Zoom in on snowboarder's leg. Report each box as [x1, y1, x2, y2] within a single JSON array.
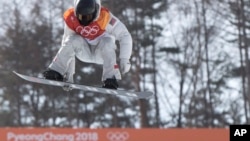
[[47, 35, 91, 82], [96, 36, 121, 89]]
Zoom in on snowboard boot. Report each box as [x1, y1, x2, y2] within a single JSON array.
[[43, 69, 64, 81], [102, 77, 119, 90]]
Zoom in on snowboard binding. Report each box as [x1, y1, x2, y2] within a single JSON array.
[[102, 77, 119, 90], [43, 69, 64, 81]]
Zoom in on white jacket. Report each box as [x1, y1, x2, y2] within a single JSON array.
[[62, 1, 132, 60]]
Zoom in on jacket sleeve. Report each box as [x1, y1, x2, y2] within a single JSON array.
[[109, 14, 133, 60], [61, 23, 76, 45]]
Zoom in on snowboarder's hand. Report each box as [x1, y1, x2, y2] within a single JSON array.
[[120, 58, 131, 74]]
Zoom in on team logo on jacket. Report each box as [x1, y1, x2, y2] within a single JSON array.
[[75, 25, 104, 40]]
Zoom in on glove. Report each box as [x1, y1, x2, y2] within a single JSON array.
[[120, 58, 131, 74]]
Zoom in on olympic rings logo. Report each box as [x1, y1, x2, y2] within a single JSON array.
[[106, 132, 129, 141], [76, 25, 100, 37]]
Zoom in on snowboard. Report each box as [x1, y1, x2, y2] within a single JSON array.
[[13, 71, 154, 99]]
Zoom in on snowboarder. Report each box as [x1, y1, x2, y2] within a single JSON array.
[[43, 0, 132, 89]]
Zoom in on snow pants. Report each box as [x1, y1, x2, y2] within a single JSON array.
[[48, 34, 121, 82]]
